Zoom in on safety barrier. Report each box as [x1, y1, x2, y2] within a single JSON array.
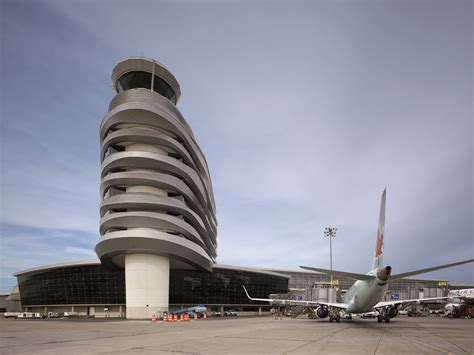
[[161, 312, 192, 323]]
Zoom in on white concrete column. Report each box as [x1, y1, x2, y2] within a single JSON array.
[[124, 142, 170, 319], [125, 144, 168, 197], [125, 253, 170, 319]]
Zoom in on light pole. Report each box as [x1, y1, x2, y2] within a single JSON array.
[[324, 226, 337, 287]]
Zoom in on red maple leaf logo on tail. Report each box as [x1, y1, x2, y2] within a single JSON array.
[[375, 231, 383, 257]]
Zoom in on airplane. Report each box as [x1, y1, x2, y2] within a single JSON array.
[[243, 189, 473, 323]]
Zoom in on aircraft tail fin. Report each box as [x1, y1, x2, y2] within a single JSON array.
[[372, 188, 386, 270]]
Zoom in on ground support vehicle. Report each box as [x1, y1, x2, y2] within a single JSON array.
[[224, 310, 237, 316], [16, 313, 45, 319], [3, 312, 20, 318], [447, 305, 474, 319]]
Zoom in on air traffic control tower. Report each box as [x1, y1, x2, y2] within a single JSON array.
[[95, 57, 217, 319]]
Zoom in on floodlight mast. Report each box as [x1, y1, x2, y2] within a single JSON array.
[[324, 226, 337, 287]]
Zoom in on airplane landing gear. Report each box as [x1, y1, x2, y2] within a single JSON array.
[[329, 308, 341, 323], [377, 308, 392, 323]]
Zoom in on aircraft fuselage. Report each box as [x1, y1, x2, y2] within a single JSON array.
[[344, 274, 389, 313]]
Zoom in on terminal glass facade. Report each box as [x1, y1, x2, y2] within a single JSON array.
[[17, 265, 288, 307], [169, 268, 288, 306], [17, 265, 125, 306]]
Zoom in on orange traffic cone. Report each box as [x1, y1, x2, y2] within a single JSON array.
[[174, 314, 178, 322], [203, 313, 207, 320], [194, 313, 198, 320], [151, 314, 156, 323]]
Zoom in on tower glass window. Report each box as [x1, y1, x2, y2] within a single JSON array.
[[117, 71, 176, 103], [153, 76, 176, 102], [117, 71, 151, 92]]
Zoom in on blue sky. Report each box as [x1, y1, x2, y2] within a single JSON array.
[[0, 0, 472, 292]]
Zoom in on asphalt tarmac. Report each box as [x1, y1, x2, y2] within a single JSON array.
[[0, 315, 472, 354]]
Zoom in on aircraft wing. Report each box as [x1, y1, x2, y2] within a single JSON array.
[[390, 259, 473, 280], [242, 285, 348, 310], [299, 266, 375, 281], [374, 296, 449, 309]]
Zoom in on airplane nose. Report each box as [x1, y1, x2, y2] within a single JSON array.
[[377, 265, 392, 281]]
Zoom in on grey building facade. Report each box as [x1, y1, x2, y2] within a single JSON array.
[[269, 269, 448, 302]]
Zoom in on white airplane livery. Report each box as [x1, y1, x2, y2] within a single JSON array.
[[244, 189, 473, 323]]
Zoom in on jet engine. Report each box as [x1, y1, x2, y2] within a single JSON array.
[[316, 306, 329, 318], [376, 266, 392, 281], [388, 307, 398, 318]]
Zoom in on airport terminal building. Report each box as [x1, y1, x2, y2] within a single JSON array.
[[13, 260, 451, 318], [8, 57, 455, 318]]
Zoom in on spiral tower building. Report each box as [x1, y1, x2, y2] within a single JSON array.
[[95, 57, 217, 319]]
